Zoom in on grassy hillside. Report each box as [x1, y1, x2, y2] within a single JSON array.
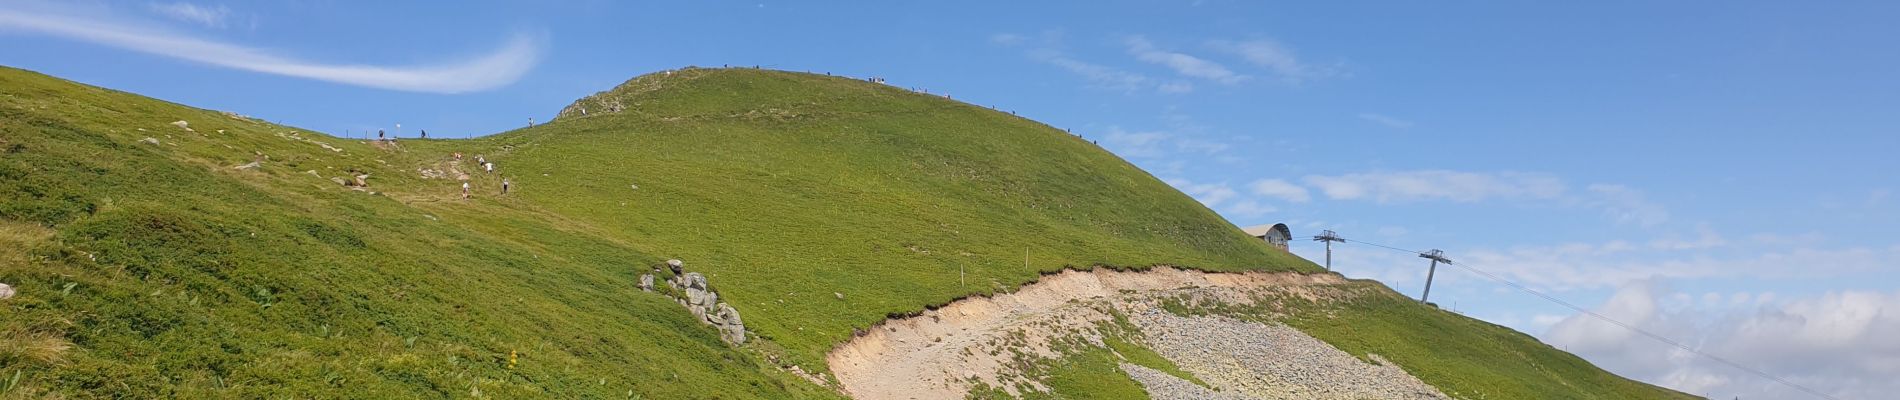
[[0, 67, 836, 398], [0, 64, 1693, 399], [439, 67, 1317, 367], [0, 66, 1305, 397]]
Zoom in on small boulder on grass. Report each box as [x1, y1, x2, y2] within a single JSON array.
[[0, 282, 15, 300]]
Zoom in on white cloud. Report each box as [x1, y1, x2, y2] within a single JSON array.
[[988, 33, 1024, 46], [1546, 281, 1900, 399], [1455, 242, 1900, 291], [1375, 226, 1409, 237], [0, 5, 543, 93], [1098, 126, 1234, 163], [1125, 36, 1248, 85], [1166, 178, 1240, 208], [1156, 81, 1194, 93], [1102, 128, 1172, 158], [1284, 169, 1668, 226], [1302, 170, 1567, 203], [1587, 184, 1671, 227], [1249, 178, 1311, 203], [1356, 112, 1414, 129], [1172, 137, 1229, 154], [1227, 200, 1277, 217], [148, 2, 227, 28], [1648, 224, 1726, 250], [1530, 314, 1568, 330], [1026, 48, 1152, 92], [1207, 38, 1337, 84]]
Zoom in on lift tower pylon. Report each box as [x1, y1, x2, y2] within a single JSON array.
[[1312, 230, 1345, 271], [1418, 249, 1452, 304]]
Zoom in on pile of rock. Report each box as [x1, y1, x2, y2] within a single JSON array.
[[1126, 306, 1448, 399], [642, 259, 747, 344], [1119, 363, 1251, 400]]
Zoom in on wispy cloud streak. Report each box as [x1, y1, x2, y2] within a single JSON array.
[[0, 5, 543, 93], [148, 2, 228, 28]]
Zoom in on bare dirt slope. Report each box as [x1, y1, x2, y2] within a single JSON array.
[[825, 267, 1445, 399]]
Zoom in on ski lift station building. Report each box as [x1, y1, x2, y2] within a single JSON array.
[[1243, 223, 1292, 251]]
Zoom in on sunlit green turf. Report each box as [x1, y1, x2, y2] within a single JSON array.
[[0, 65, 1692, 399]]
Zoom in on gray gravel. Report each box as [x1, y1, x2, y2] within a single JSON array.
[[1122, 363, 1254, 400], [1125, 306, 1449, 400]]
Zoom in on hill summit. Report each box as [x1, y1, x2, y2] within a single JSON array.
[[0, 65, 1691, 399]]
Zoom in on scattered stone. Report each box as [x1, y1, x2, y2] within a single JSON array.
[[0, 283, 13, 300], [235, 160, 261, 170], [139, 137, 160, 145], [170, 120, 192, 131], [666, 259, 684, 274], [660, 263, 748, 344], [1122, 363, 1250, 400], [1130, 309, 1448, 399], [330, 177, 348, 186], [834, 292, 845, 300], [303, 170, 320, 177], [639, 274, 654, 292]]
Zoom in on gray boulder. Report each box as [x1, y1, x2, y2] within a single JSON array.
[[638, 274, 654, 291], [681, 272, 709, 290], [0, 282, 13, 300], [713, 303, 747, 344], [656, 262, 748, 344]]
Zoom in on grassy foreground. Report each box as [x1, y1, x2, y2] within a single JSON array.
[[0, 65, 1304, 397], [0, 64, 1693, 399]]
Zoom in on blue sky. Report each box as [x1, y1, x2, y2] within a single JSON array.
[[4, 1, 1897, 398]]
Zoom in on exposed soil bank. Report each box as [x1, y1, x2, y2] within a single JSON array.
[[824, 267, 1349, 399]]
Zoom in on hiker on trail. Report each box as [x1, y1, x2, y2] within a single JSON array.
[[461, 182, 470, 199], [453, 152, 463, 161], [484, 162, 494, 173], [476, 155, 485, 164], [421, 130, 428, 139], [501, 178, 511, 195], [378, 129, 385, 140]]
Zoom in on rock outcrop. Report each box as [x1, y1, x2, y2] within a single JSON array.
[[658, 261, 747, 344]]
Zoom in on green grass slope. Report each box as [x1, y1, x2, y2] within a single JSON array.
[[0, 67, 834, 398], [0, 64, 1693, 399], [437, 67, 1317, 367]]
